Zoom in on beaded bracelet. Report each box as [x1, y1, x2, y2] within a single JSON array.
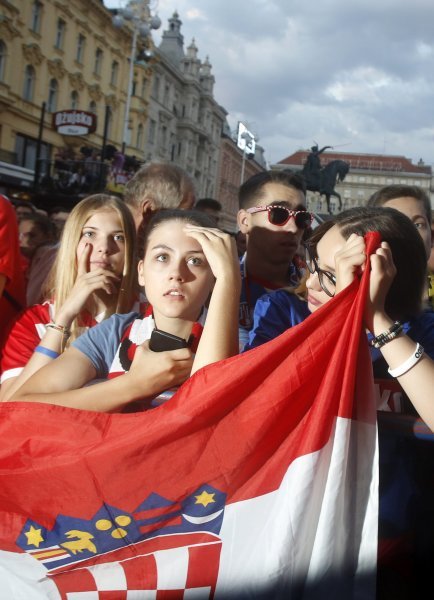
[[388, 343, 424, 378], [46, 323, 71, 337], [370, 321, 403, 349]]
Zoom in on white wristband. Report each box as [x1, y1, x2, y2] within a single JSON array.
[[388, 343, 424, 378]]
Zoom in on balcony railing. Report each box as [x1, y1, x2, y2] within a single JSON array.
[[35, 159, 110, 195]]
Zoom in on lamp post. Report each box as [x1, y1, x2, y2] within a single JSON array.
[[112, 1, 161, 154]]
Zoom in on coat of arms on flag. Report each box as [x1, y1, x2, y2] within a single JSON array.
[[16, 486, 225, 598]]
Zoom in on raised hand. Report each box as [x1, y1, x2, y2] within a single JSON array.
[[183, 225, 240, 284], [334, 233, 366, 294], [364, 242, 396, 333], [55, 242, 121, 326]]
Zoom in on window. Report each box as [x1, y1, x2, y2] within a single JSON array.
[[160, 125, 167, 147], [76, 34, 85, 63], [106, 109, 113, 139], [71, 90, 79, 109], [89, 100, 97, 114], [47, 78, 58, 112], [141, 77, 147, 98], [94, 48, 103, 76], [152, 75, 160, 99], [148, 119, 156, 144], [23, 65, 35, 102], [0, 42, 6, 81], [136, 124, 144, 149], [31, 1, 42, 33], [110, 61, 119, 86], [15, 133, 50, 170], [55, 19, 66, 50]]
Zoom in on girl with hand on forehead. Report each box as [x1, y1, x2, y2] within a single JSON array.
[[9, 210, 240, 412], [0, 194, 137, 401], [246, 206, 434, 431]]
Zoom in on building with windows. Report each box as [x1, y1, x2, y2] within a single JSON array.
[[273, 150, 433, 214], [0, 1, 266, 207], [0, 0, 153, 195], [215, 123, 266, 231], [146, 12, 228, 199]]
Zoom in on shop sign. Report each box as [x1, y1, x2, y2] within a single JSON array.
[[52, 110, 97, 136]]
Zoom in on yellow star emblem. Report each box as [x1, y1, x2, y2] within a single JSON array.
[[194, 490, 216, 508], [25, 525, 44, 548]]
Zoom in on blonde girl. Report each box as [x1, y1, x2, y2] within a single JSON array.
[[0, 194, 137, 400]]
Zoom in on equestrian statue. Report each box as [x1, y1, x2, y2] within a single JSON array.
[[300, 144, 350, 214]]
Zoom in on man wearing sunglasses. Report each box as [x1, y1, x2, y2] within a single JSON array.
[[237, 170, 312, 347]]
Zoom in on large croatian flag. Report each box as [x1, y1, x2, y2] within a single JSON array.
[[0, 235, 380, 599]]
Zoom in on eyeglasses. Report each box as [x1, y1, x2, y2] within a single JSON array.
[[304, 243, 336, 297], [246, 205, 313, 229]]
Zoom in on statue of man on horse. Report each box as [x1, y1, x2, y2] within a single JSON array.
[[301, 143, 350, 214]]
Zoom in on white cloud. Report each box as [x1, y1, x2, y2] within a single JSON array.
[[104, 1, 434, 166], [185, 8, 207, 21]]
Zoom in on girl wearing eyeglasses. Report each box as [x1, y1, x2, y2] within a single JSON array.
[[245, 206, 434, 431]]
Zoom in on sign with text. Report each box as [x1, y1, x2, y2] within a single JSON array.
[[52, 110, 97, 136]]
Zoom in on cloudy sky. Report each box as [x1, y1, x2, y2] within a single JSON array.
[[105, 0, 434, 167]]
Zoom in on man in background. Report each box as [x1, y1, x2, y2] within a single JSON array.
[[123, 162, 196, 235], [237, 170, 310, 346], [194, 198, 222, 226]]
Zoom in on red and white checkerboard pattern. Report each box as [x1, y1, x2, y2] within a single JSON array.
[[49, 533, 221, 600]]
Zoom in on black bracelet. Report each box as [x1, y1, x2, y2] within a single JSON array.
[[370, 321, 403, 349]]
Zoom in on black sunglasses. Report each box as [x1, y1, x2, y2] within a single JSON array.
[[304, 243, 336, 297], [246, 205, 314, 229]]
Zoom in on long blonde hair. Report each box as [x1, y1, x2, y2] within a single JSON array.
[[43, 194, 137, 343]]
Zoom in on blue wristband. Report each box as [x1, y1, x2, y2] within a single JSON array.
[[35, 346, 59, 359]]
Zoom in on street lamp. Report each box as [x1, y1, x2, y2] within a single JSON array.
[[112, 1, 161, 154]]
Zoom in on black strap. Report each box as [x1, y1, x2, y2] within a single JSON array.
[[3, 289, 24, 312]]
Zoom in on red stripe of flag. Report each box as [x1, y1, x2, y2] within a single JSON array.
[[133, 503, 181, 521], [139, 514, 182, 534]]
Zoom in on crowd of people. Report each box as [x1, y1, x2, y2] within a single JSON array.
[[1, 162, 434, 596], [2, 166, 433, 417]]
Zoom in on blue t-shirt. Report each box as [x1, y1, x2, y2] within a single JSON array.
[[238, 255, 303, 349], [245, 290, 434, 364], [72, 312, 138, 377], [243, 289, 311, 352]]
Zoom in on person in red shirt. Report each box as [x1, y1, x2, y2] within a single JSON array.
[[0, 194, 26, 348], [0, 193, 137, 401]]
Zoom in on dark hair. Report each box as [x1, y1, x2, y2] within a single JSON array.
[[333, 206, 426, 320], [19, 213, 57, 240], [305, 219, 335, 245], [12, 200, 36, 213], [195, 198, 222, 212], [238, 170, 306, 209], [49, 205, 70, 215], [142, 209, 217, 255], [367, 184, 432, 226]]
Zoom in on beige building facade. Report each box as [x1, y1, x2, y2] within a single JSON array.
[[0, 0, 154, 195], [0, 2, 243, 203]]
